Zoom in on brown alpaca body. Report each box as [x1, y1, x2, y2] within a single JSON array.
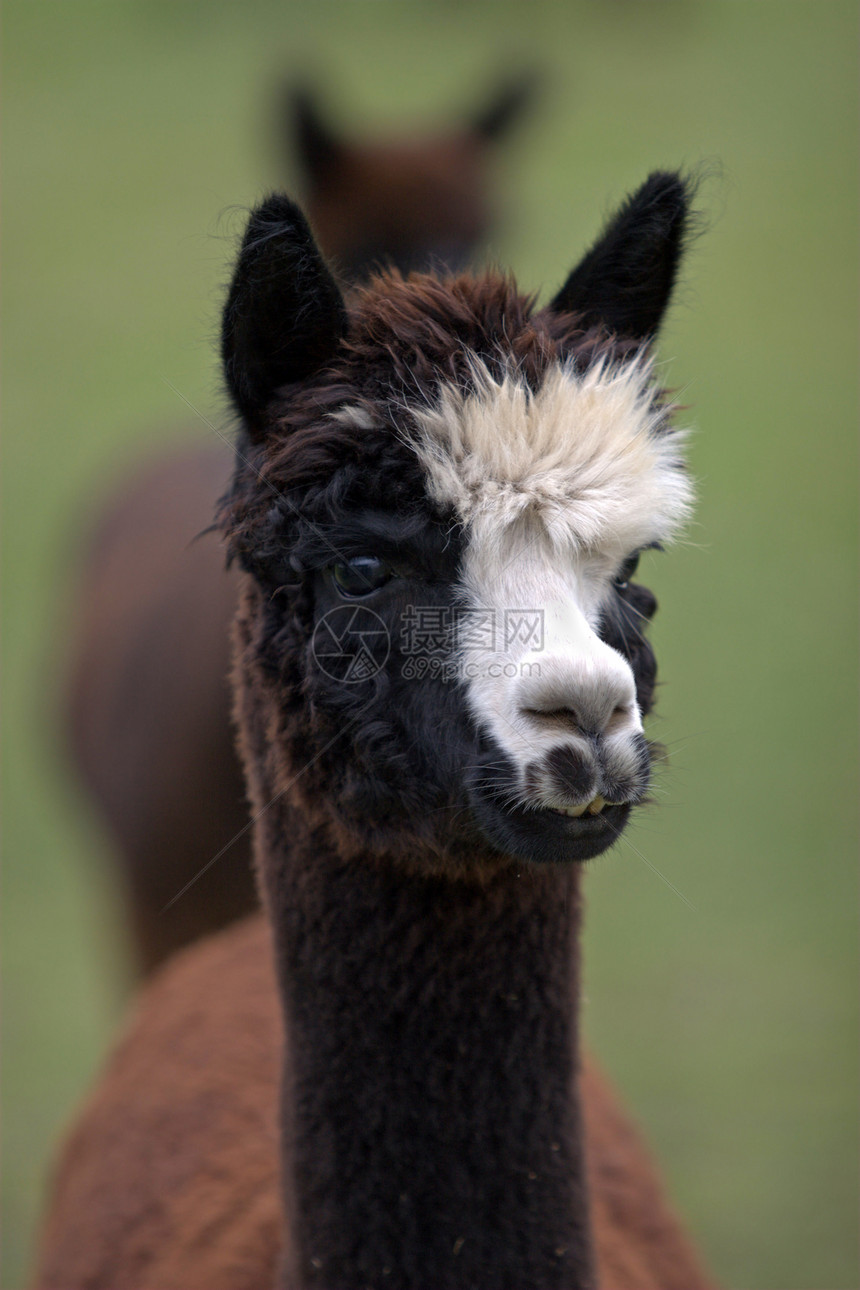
[[33, 914, 714, 1290], [66, 79, 535, 973], [66, 441, 252, 972]]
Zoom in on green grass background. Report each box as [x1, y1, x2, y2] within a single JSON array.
[[2, 1, 857, 1286]]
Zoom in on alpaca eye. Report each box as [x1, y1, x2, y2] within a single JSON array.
[[331, 556, 392, 597], [613, 553, 640, 591]]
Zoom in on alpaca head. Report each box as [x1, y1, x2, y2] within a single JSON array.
[[220, 174, 694, 874]]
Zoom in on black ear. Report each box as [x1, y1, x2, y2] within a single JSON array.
[[472, 70, 540, 143], [288, 86, 342, 183], [550, 171, 693, 341], [222, 194, 347, 438]]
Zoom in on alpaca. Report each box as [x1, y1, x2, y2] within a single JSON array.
[[37, 174, 716, 1289], [285, 73, 538, 278], [66, 73, 537, 973]]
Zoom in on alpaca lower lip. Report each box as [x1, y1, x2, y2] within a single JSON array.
[[468, 782, 631, 864]]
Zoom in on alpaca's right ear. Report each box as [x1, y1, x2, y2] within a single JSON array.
[[549, 171, 693, 342], [222, 195, 347, 439]]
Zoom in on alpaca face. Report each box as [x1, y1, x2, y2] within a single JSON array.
[[401, 359, 691, 862], [222, 176, 694, 867]]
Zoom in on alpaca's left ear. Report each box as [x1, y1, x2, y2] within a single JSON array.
[[550, 171, 693, 341], [222, 194, 347, 440]]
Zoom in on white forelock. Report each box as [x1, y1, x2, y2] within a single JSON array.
[[405, 355, 693, 564]]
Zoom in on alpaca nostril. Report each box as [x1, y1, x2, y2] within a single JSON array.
[[520, 706, 615, 740], [514, 652, 639, 740], [521, 706, 583, 735], [520, 697, 639, 741], [606, 704, 636, 734]]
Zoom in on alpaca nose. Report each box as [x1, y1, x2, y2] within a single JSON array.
[[515, 653, 640, 739]]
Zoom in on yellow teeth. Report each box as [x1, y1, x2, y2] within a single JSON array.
[[552, 795, 609, 819]]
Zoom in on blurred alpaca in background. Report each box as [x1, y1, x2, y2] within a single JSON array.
[[65, 73, 538, 973]]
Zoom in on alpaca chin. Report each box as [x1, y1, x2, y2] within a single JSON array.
[[468, 779, 634, 866]]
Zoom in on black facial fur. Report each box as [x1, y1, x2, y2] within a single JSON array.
[[239, 483, 663, 868], [599, 580, 660, 718]]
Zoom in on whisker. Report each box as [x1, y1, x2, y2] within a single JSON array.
[[618, 833, 696, 911]]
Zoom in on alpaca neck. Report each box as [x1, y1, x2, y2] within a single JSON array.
[[269, 837, 594, 1290]]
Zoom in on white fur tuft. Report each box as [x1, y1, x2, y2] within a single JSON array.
[[406, 357, 693, 562], [404, 356, 694, 797]]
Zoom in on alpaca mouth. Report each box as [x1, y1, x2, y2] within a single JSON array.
[[467, 777, 631, 865], [533, 799, 629, 839], [546, 794, 613, 819]]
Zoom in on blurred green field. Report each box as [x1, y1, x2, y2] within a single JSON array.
[[2, 1, 857, 1286]]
